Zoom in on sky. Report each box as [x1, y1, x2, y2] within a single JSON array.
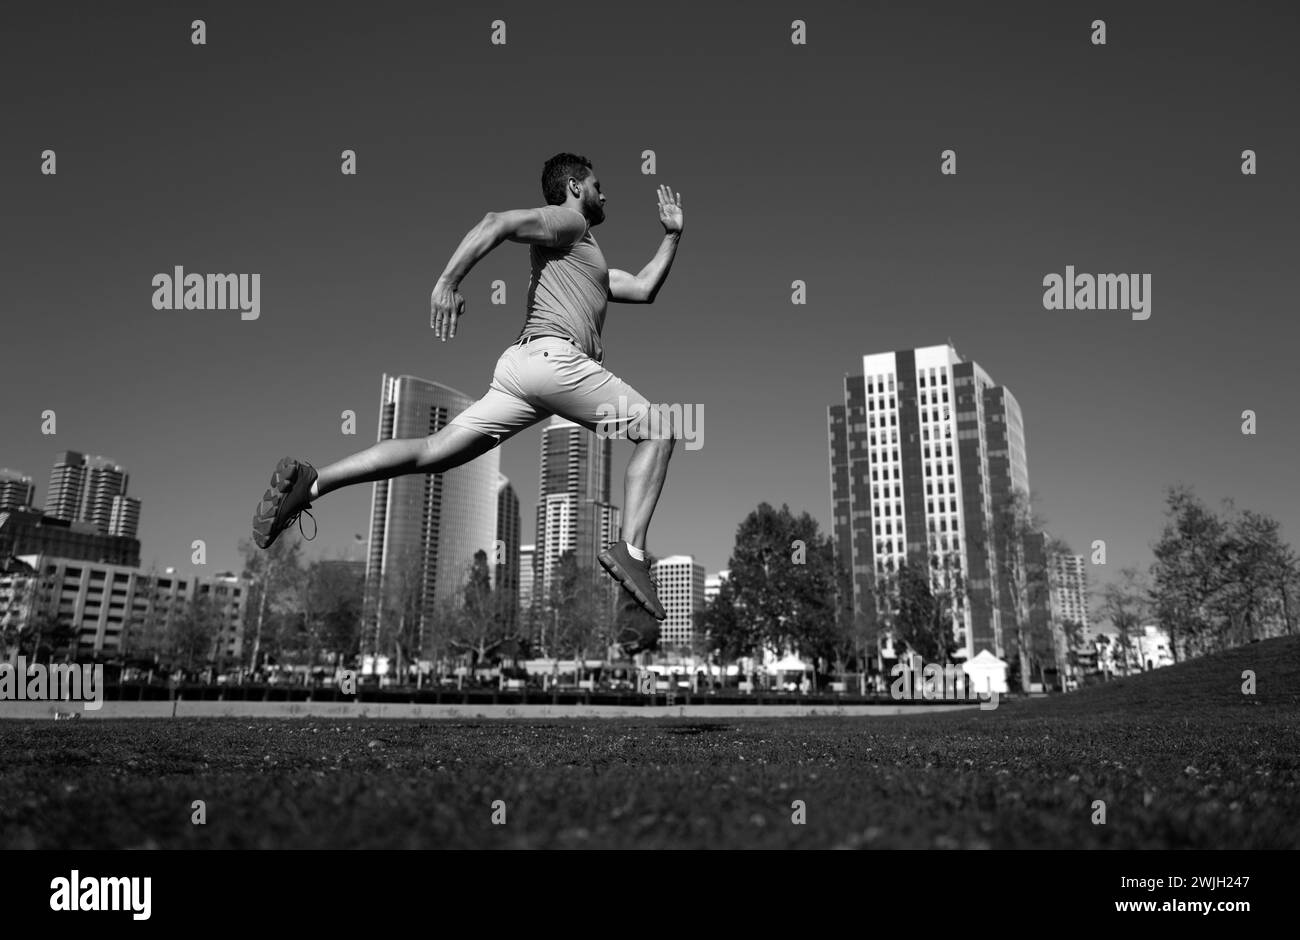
[[2, 1, 1297, 623]]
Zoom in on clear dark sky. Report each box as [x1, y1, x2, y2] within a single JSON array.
[[3, 1, 1297, 621]]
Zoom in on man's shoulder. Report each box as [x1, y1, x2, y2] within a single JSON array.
[[537, 204, 587, 225], [530, 205, 589, 249]]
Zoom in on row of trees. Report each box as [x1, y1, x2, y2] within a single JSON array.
[[698, 497, 1076, 693], [6, 483, 1289, 687], [700, 484, 1298, 694], [234, 536, 633, 681], [1098, 485, 1299, 667]]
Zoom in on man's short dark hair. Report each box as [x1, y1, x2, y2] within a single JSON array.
[[542, 153, 593, 205]]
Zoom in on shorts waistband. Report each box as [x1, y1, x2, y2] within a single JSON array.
[[514, 333, 577, 347]]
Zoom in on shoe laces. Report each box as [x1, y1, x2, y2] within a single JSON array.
[[293, 508, 317, 541], [284, 461, 318, 541]]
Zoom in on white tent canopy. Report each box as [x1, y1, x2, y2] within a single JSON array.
[[961, 650, 1009, 695]]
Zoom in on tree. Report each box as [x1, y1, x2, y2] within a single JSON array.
[[1150, 485, 1228, 661], [168, 593, 222, 673], [725, 503, 840, 677], [376, 548, 427, 683], [122, 567, 168, 667], [238, 536, 306, 672], [281, 559, 366, 678], [2, 561, 65, 664], [315, 562, 365, 668], [1216, 509, 1294, 647], [1269, 541, 1300, 638], [1150, 486, 1299, 658], [989, 488, 1043, 693], [699, 578, 758, 688], [1026, 534, 1072, 692], [893, 561, 940, 662], [547, 550, 606, 683], [1097, 567, 1147, 676], [452, 549, 511, 677]]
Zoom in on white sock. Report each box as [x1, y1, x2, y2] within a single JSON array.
[[625, 541, 645, 562]]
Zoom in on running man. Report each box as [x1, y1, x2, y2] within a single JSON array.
[[251, 153, 683, 628]]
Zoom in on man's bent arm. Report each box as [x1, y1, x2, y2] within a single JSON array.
[[636, 231, 682, 302], [436, 213, 510, 288], [437, 208, 583, 287]]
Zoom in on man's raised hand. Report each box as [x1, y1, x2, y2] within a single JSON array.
[[430, 278, 466, 342], [657, 185, 683, 234]]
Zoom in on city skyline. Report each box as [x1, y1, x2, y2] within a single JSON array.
[[3, 1, 1297, 613]]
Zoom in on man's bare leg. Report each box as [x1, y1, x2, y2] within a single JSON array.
[[252, 423, 499, 549], [312, 424, 498, 499], [596, 414, 676, 623], [620, 434, 675, 550]]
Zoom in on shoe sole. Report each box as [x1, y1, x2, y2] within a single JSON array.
[[253, 458, 305, 549], [598, 550, 667, 621]]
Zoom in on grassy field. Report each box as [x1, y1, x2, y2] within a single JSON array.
[[2, 637, 1297, 849]]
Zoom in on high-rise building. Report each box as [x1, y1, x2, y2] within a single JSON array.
[[828, 343, 1030, 661], [362, 375, 501, 661], [1024, 533, 1090, 679], [653, 555, 706, 650], [1048, 550, 1088, 632], [519, 543, 537, 624], [44, 451, 88, 522], [41, 452, 141, 538], [108, 494, 142, 539], [0, 469, 35, 512], [80, 457, 129, 534], [534, 417, 621, 606], [495, 474, 521, 628]]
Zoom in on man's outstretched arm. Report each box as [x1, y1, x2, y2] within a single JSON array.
[[609, 185, 684, 304], [431, 207, 587, 340]]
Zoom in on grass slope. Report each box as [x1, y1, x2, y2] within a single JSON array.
[[1, 637, 1296, 849]]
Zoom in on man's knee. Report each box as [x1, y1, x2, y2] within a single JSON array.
[[423, 424, 499, 467], [627, 402, 681, 445]]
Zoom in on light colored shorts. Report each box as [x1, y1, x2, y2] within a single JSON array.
[[449, 336, 658, 444]]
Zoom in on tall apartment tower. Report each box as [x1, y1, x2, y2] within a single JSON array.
[[652, 554, 706, 651], [0, 469, 36, 512], [534, 417, 621, 604], [363, 375, 500, 661], [42, 452, 140, 538], [1048, 552, 1089, 632], [495, 474, 521, 628], [44, 452, 88, 522], [519, 543, 537, 623], [1024, 533, 1090, 681], [828, 343, 1029, 661]]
